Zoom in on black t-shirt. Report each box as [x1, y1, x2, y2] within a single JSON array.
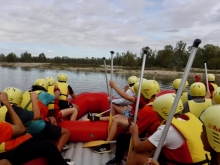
[[6, 105, 34, 127]]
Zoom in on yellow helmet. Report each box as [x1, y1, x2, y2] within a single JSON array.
[[133, 82, 140, 95], [136, 78, 147, 82], [208, 74, 215, 82], [141, 80, 160, 99], [213, 87, 220, 104], [57, 73, 67, 82], [3, 87, 23, 105], [45, 76, 56, 86], [200, 105, 220, 152], [127, 76, 138, 85], [172, 79, 188, 91], [190, 82, 206, 97], [153, 93, 183, 120], [34, 78, 49, 91]]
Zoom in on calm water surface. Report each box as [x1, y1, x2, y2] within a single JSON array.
[[0, 66, 193, 97]]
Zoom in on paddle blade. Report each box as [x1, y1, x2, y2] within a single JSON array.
[[83, 140, 107, 148]]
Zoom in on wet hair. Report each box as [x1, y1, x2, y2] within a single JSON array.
[[32, 85, 47, 92]]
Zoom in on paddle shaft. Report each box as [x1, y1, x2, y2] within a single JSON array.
[[127, 51, 147, 157], [108, 51, 114, 132], [133, 52, 147, 124], [204, 62, 209, 92], [103, 57, 110, 95], [24, 99, 32, 110], [153, 39, 201, 161]]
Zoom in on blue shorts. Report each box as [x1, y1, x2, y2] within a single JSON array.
[[123, 110, 134, 118]]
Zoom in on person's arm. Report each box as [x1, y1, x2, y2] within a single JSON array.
[[0, 92, 25, 137], [129, 122, 156, 153], [109, 80, 135, 102], [30, 92, 41, 120], [68, 85, 76, 99]]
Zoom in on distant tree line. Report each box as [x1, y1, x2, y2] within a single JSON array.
[[1, 41, 220, 69]]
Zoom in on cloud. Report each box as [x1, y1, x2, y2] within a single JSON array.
[[0, 0, 219, 58]]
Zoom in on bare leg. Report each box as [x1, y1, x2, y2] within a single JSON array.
[[56, 128, 70, 152], [106, 115, 129, 141], [61, 107, 78, 120], [126, 151, 151, 165], [112, 105, 129, 115], [0, 159, 12, 165], [72, 103, 79, 111]]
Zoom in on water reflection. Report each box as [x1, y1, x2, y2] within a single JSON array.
[[21, 67, 32, 71]]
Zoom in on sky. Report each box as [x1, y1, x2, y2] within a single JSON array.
[[0, 0, 220, 59]]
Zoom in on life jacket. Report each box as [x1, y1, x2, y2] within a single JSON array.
[[47, 85, 60, 111], [210, 83, 218, 91], [57, 82, 69, 101], [163, 113, 210, 165], [0, 106, 32, 153], [181, 92, 188, 103], [129, 86, 135, 93], [188, 99, 212, 118], [20, 90, 48, 118]]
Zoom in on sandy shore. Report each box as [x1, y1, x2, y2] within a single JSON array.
[[1, 62, 220, 81]]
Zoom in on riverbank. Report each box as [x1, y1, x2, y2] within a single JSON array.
[[1, 62, 220, 81]]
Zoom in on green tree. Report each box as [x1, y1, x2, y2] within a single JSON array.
[[20, 51, 32, 62], [0, 54, 6, 62], [6, 52, 17, 62]]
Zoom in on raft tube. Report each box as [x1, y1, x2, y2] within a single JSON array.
[[60, 92, 124, 142]]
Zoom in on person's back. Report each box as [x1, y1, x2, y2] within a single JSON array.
[[126, 93, 210, 165], [182, 82, 213, 118]]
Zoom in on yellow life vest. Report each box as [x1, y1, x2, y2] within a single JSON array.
[[0, 106, 7, 122], [167, 113, 210, 164], [129, 86, 135, 93], [57, 82, 69, 101], [210, 83, 218, 90], [188, 99, 212, 118], [47, 86, 59, 110], [20, 90, 42, 111], [0, 106, 32, 153], [181, 92, 188, 103]]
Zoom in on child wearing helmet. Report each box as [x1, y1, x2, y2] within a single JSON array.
[[57, 73, 79, 112], [182, 82, 214, 118], [200, 105, 220, 164], [204, 74, 218, 99], [106, 80, 161, 165], [0, 92, 72, 165], [92, 80, 160, 154], [111, 76, 138, 106], [172, 78, 192, 103], [45, 76, 78, 121], [126, 93, 210, 165]]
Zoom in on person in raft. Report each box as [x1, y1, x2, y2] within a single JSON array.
[[126, 93, 210, 165], [88, 78, 147, 122], [105, 81, 162, 165], [204, 74, 218, 99], [172, 78, 192, 103], [45, 76, 78, 122], [182, 82, 214, 118], [57, 73, 79, 114], [87, 76, 141, 120], [0, 92, 74, 165], [91, 80, 160, 154], [4, 87, 71, 153]]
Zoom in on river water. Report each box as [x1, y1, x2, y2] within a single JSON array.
[[0, 66, 192, 98]]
